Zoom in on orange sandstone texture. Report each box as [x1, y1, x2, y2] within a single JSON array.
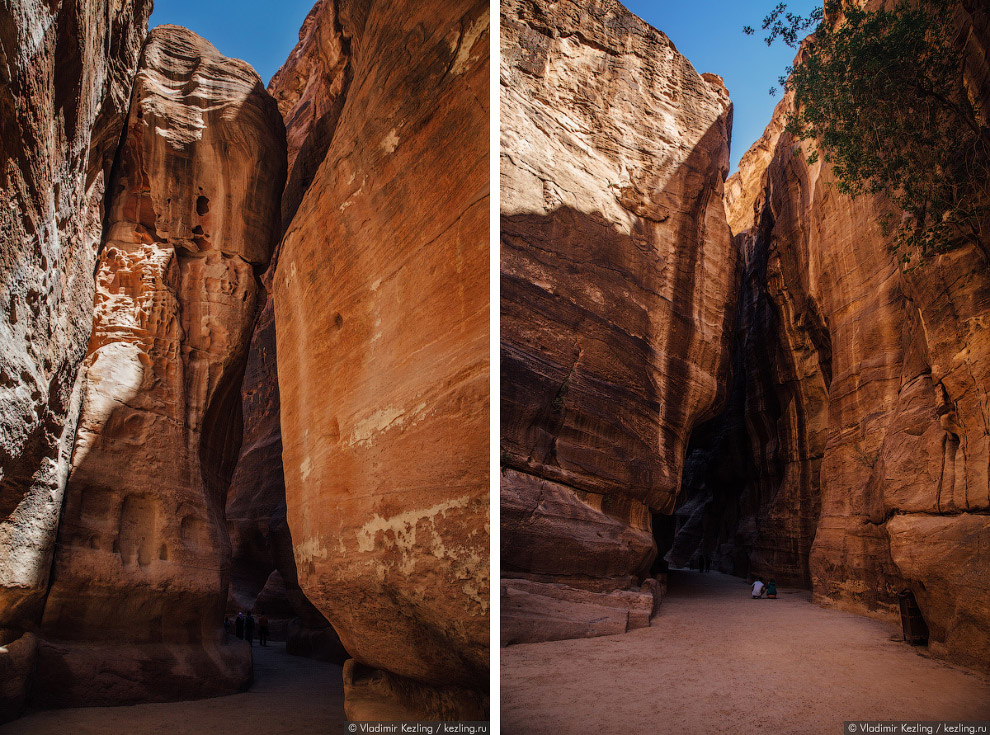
[[34, 26, 286, 707], [500, 0, 736, 643], [0, 0, 151, 721], [269, 0, 489, 720], [704, 0, 990, 675], [225, 275, 346, 661]]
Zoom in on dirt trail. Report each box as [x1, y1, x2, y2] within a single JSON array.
[[501, 571, 990, 734], [0, 642, 348, 734]]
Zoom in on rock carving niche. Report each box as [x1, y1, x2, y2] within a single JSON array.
[[117, 494, 158, 567], [180, 514, 209, 550], [78, 486, 112, 523]]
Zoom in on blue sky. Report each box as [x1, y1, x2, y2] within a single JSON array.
[[623, 0, 820, 172], [149, 0, 317, 85], [150, 0, 820, 173]]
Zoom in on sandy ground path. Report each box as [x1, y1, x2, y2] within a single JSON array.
[[501, 571, 990, 734], [0, 642, 348, 735]]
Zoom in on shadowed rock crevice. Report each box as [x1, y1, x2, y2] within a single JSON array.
[[670, 198, 829, 588], [224, 0, 358, 664]]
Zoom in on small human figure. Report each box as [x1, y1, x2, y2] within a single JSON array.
[[702, 555, 709, 573], [223, 617, 231, 636], [235, 612, 245, 639], [751, 578, 765, 599], [766, 580, 778, 599], [245, 613, 255, 646], [259, 614, 269, 647]]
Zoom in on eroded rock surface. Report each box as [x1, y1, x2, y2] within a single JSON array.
[[500, 0, 736, 642], [270, 0, 490, 720], [683, 0, 990, 674], [0, 0, 151, 720], [34, 26, 286, 707]]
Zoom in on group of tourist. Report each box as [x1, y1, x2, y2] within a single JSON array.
[[751, 578, 778, 599], [693, 553, 778, 599], [224, 612, 271, 646]]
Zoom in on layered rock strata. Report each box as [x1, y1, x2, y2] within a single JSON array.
[[500, 0, 737, 643], [690, 0, 990, 674], [0, 0, 151, 720], [269, 0, 490, 720], [34, 26, 286, 707]]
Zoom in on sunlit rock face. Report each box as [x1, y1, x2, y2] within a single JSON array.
[[34, 26, 286, 707], [269, 0, 490, 720], [0, 0, 151, 721], [499, 0, 737, 643], [694, 0, 990, 675]]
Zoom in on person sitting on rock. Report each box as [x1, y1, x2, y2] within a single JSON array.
[[751, 578, 765, 599], [766, 580, 778, 599]]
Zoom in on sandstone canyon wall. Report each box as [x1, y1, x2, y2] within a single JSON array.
[[269, 0, 490, 720], [0, 0, 151, 720], [33, 25, 286, 707], [681, 0, 990, 675], [224, 0, 349, 659], [500, 0, 737, 644], [668, 95, 828, 587], [224, 285, 343, 660], [2, 0, 489, 722]]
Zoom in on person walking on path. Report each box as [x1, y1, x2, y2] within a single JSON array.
[[235, 612, 245, 639], [245, 613, 255, 646], [751, 578, 765, 599], [259, 615, 269, 647]]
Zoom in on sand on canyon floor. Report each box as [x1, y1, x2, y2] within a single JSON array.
[[0, 642, 348, 735], [501, 570, 990, 734]]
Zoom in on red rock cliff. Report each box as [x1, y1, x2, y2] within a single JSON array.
[[0, 0, 150, 720], [500, 0, 736, 644], [268, 0, 490, 720], [33, 25, 286, 707], [703, 0, 990, 675]]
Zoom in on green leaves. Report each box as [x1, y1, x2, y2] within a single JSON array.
[[752, 0, 990, 267], [744, 2, 824, 47]]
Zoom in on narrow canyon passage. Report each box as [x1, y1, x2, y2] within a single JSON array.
[[0, 643, 347, 735], [501, 571, 990, 734]]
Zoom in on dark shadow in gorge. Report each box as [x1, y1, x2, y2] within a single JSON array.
[[668, 202, 831, 589]]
